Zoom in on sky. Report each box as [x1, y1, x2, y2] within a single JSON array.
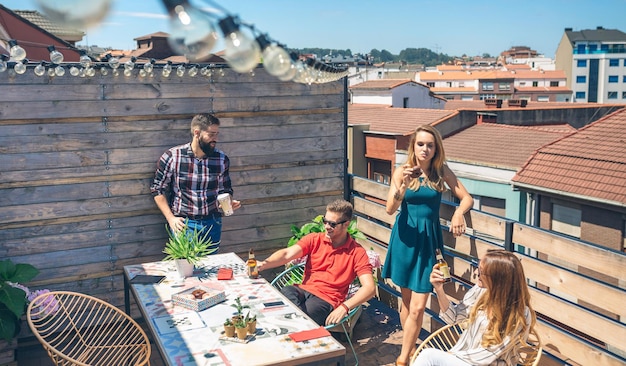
[[3, 0, 626, 58]]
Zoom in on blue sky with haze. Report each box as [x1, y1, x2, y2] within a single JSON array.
[[2, 0, 625, 57]]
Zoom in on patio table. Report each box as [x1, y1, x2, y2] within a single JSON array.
[[123, 252, 346, 366]]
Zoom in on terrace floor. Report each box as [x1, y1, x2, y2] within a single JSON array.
[[16, 297, 408, 366]]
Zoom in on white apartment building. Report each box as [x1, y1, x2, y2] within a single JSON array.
[[555, 26, 626, 104]]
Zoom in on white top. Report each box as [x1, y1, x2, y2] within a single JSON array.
[[441, 285, 531, 366]]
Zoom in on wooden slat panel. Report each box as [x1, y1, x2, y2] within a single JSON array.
[[353, 196, 395, 225], [513, 223, 626, 283], [352, 175, 388, 201]]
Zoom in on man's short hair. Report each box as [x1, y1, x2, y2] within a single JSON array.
[[326, 199, 353, 221], [190, 113, 220, 136]]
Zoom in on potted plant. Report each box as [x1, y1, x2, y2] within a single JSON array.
[[162, 221, 218, 278], [223, 318, 235, 338], [230, 297, 249, 323], [245, 312, 257, 334], [234, 318, 248, 340]]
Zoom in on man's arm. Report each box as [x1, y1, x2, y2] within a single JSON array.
[[256, 245, 303, 272], [325, 271, 376, 326], [154, 195, 185, 232]]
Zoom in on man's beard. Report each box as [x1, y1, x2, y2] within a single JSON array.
[[199, 140, 216, 155]]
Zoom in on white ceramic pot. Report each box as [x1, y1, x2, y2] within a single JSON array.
[[175, 259, 194, 278]]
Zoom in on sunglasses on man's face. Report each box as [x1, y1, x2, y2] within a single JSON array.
[[322, 218, 348, 228]]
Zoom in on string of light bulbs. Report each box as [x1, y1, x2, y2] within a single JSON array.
[[0, 0, 348, 84]]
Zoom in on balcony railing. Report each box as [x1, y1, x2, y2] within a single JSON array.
[[349, 175, 625, 366]]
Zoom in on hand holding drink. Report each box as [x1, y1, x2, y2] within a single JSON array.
[[217, 193, 234, 216]]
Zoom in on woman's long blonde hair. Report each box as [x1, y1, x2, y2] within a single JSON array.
[[470, 250, 536, 349], [405, 125, 446, 192]]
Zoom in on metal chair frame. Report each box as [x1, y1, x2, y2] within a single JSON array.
[[410, 322, 542, 366], [26, 290, 151, 366], [270, 262, 361, 365]]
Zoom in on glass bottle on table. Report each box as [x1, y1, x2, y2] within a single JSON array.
[[247, 248, 258, 279], [435, 248, 451, 283]]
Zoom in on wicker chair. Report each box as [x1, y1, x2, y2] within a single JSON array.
[[271, 263, 362, 365], [410, 322, 542, 366], [26, 291, 151, 366]]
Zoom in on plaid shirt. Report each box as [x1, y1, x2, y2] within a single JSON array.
[[150, 143, 233, 217]]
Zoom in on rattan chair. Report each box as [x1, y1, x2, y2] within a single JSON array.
[[26, 291, 151, 366], [410, 322, 542, 366], [271, 263, 362, 365]]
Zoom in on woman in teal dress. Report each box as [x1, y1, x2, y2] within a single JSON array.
[[382, 125, 473, 366]]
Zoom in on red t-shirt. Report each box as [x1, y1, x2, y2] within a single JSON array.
[[297, 233, 372, 308]]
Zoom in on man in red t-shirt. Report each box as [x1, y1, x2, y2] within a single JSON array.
[[257, 199, 376, 326]]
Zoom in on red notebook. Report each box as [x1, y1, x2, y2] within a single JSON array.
[[289, 327, 331, 342], [217, 268, 233, 280]]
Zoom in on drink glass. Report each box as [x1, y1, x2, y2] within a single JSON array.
[[217, 193, 233, 216]]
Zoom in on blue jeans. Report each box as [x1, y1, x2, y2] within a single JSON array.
[[181, 217, 222, 254]]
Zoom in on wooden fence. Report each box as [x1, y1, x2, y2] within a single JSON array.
[[351, 175, 626, 366], [0, 65, 346, 315]]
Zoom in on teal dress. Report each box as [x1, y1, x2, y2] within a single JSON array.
[[382, 178, 443, 293]]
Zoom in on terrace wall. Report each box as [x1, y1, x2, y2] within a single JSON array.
[[0, 66, 346, 313]]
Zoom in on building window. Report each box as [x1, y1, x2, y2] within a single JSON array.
[[498, 83, 511, 90], [532, 81, 538, 87], [427, 82, 435, 87], [609, 59, 619, 66], [480, 94, 496, 100], [403, 97, 409, 108], [459, 82, 465, 87], [623, 91, 626, 99], [608, 91, 618, 99], [519, 81, 526, 86], [577, 59, 587, 67], [446, 82, 452, 87], [483, 82, 494, 91], [552, 203, 581, 238], [372, 172, 390, 185], [623, 76, 626, 83], [576, 44, 586, 54], [537, 96, 549, 102], [550, 81, 559, 87], [476, 196, 506, 217], [576, 75, 586, 83], [608, 75, 618, 83], [575, 91, 586, 99]]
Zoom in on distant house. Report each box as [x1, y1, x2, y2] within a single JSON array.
[[350, 79, 446, 109], [416, 66, 571, 102], [512, 108, 626, 251], [0, 4, 82, 62], [555, 26, 626, 104]]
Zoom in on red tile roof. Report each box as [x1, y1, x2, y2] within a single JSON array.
[[512, 108, 626, 205], [444, 123, 574, 170], [348, 104, 457, 135]]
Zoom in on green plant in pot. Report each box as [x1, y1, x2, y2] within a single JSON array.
[[245, 311, 257, 334], [230, 296, 249, 323], [0, 259, 39, 341], [234, 318, 248, 340], [223, 318, 235, 338], [162, 221, 218, 278]]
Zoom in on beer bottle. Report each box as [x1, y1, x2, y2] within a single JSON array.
[[247, 248, 258, 279], [435, 248, 451, 283]]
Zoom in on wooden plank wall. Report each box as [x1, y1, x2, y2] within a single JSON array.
[[0, 66, 346, 311], [350, 176, 626, 366]]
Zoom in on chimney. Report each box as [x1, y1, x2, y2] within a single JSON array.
[[597, 26, 604, 30], [564, 27, 573, 31]]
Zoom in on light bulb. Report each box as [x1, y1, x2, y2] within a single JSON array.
[[85, 67, 95, 77], [55, 65, 65, 76], [47, 67, 55, 77], [79, 51, 91, 68], [34, 62, 46, 76], [70, 65, 80, 76], [277, 63, 297, 81], [176, 64, 185, 77], [256, 35, 292, 78], [162, 61, 172, 77], [100, 65, 109, 76], [8, 40, 26, 61], [139, 69, 147, 77], [0, 55, 8, 72], [218, 16, 261, 73], [163, 0, 218, 61], [35, 0, 111, 29], [47, 45, 64, 64], [106, 54, 120, 70], [14, 59, 27, 74], [188, 64, 198, 77], [143, 59, 154, 74], [200, 65, 210, 76], [124, 56, 136, 71]]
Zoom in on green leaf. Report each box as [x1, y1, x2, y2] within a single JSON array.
[[0, 307, 18, 342], [0, 284, 28, 319]]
